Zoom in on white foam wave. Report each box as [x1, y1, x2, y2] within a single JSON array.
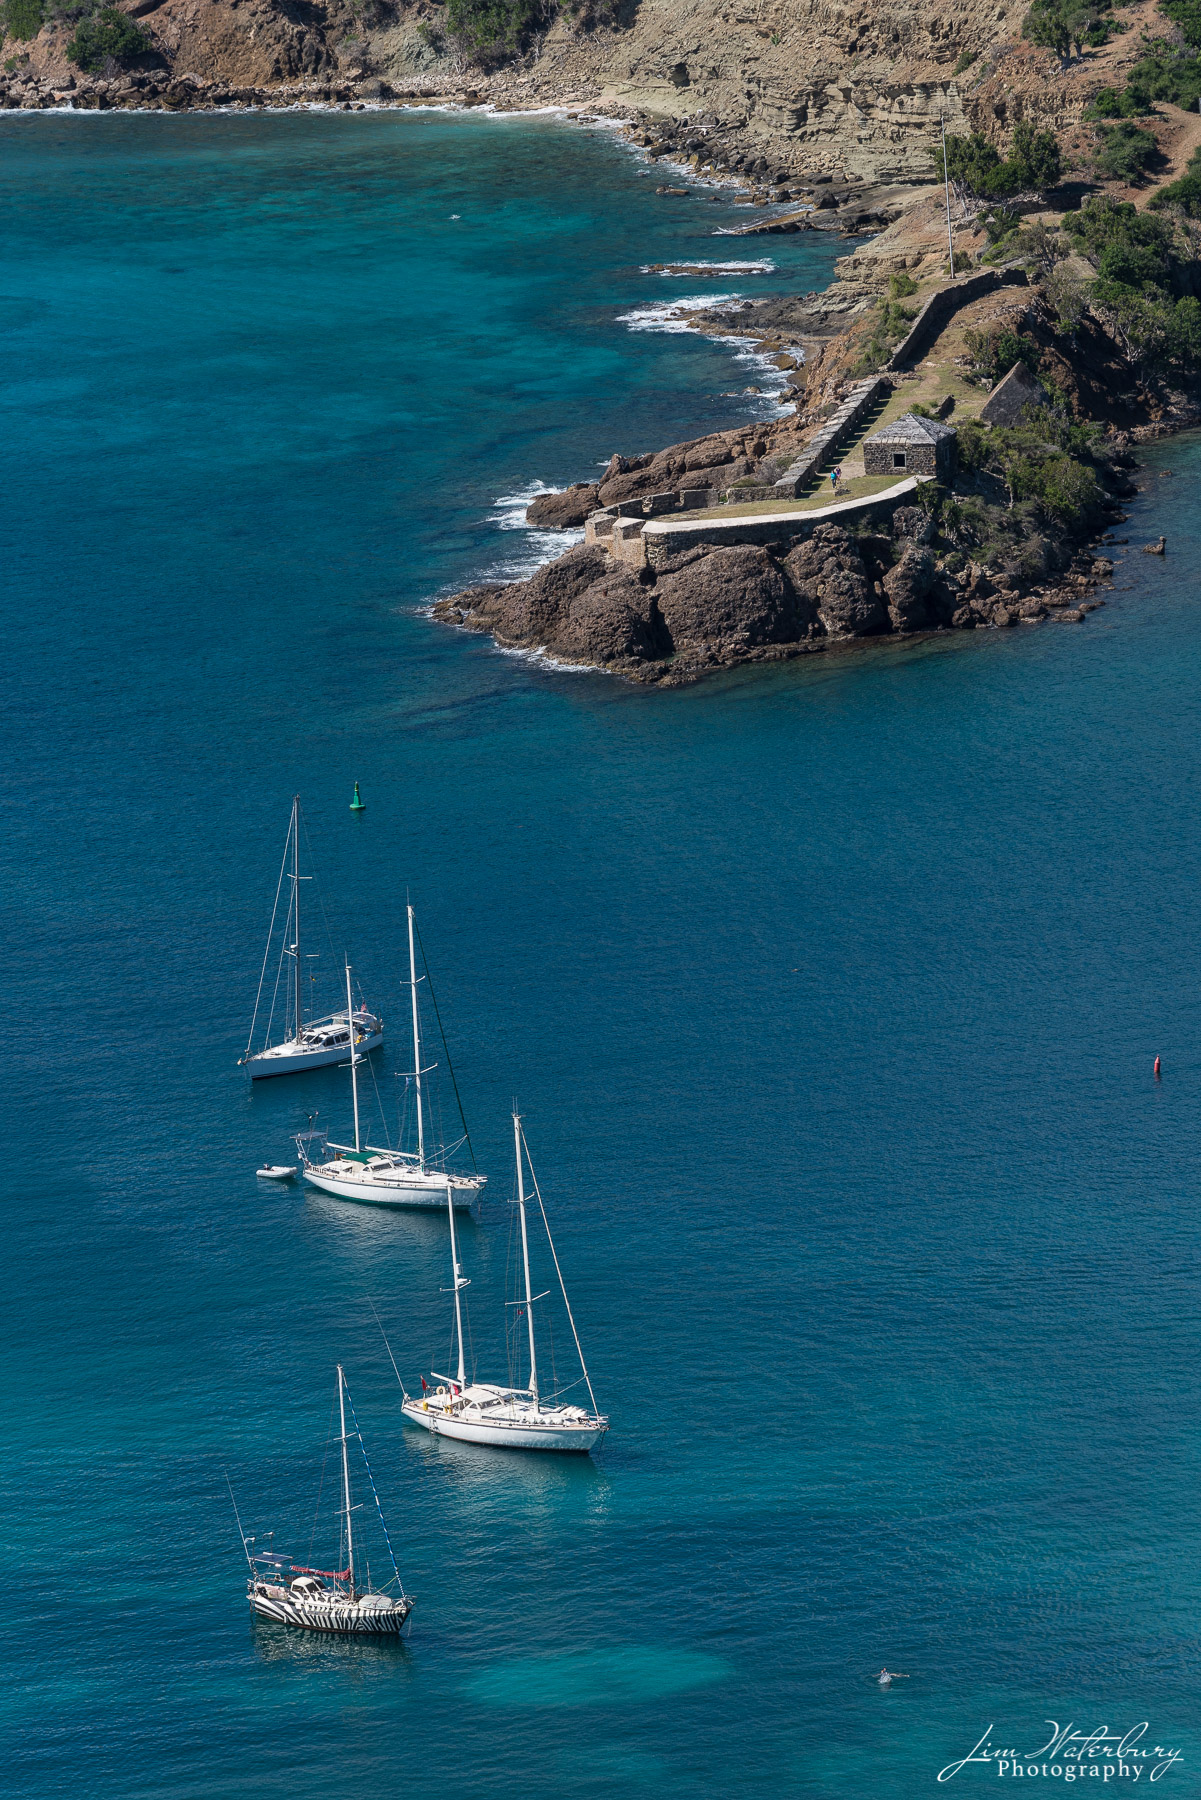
[[478, 482, 585, 579], [616, 292, 741, 334], [640, 258, 775, 277], [492, 641, 602, 674], [488, 479, 558, 532], [478, 528, 586, 582]]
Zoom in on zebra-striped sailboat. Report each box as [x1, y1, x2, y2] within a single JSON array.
[[239, 1365, 413, 1637]]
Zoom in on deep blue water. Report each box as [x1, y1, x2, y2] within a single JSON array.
[[3, 109, 1201, 1799]]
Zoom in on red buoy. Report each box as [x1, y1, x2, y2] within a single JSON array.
[[1154, 1055, 1162, 1080]]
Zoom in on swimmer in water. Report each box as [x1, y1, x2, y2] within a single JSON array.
[[876, 1669, 910, 1686]]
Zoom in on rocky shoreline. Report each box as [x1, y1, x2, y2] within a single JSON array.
[[434, 498, 1126, 688], [4, 69, 1182, 684]]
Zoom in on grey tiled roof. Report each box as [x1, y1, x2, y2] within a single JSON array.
[[865, 412, 956, 445]]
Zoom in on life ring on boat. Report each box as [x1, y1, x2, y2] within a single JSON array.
[[436, 1386, 446, 1397]]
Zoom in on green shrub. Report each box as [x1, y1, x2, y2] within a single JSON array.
[[1023, 0, 1115, 61], [939, 131, 1017, 196], [1093, 120, 1160, 181], [1160, 0, 1201, 46], [952, 49, 977, 73], [1149, 144, 1201, 216], [937, 122, 1062, 197], [1063, 194, 1176, 285], [1081, 38, 1201, 124], [852, 298, 917, 374], [957, 411, 1106, 528], [1119, 40, 1201, 108], [981, 204, 1022, 245], [1087, 284, 1201, 370], [1097, 234, 1169, 285], [1168, 292, 1201, 361], [1011, 119, 1064, 189], [964, 325, 1043, 382], [1009, 218, 1069, 275], [66, 4, 151, 66], [888, 270, 918, 298], [1019, 453, 1102, 524], [3, 0, 44, 38], [1084, 84, 1149, 117], [444, 0, 551, 63]]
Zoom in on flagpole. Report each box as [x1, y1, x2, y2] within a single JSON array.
[[941, 111, 956, 278]]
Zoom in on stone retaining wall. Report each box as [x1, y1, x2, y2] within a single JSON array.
[[886, 266, 1028, 372], [771, 376, 891, 497], [639, 475, 920, 567]]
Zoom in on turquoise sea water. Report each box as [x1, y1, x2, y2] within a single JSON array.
[[4, 109, 1201, 1798]]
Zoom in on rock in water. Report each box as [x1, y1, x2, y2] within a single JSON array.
[[1141, 537, 1167, 555], [434, 546, 665, 670], [525, 484, 602, 529], [433, 544, 609, 647]]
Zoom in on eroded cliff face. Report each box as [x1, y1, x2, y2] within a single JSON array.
[[490, 0, 1001, 180], [2, 0, 1152, 184]]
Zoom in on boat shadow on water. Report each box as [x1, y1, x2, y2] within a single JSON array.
[[249, 1618, 415, 1673], [402, 1423, 614, 1501], [302, 1190, 484, 1241]]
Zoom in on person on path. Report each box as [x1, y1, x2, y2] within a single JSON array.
[[831, 464, 843, 493]]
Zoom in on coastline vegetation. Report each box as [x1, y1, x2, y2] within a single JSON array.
[[442, 0, 552, 64], [935, 121, 1063, 198], [66, 4, 151, 67], [1022, 0, 1121, 62], [1, 0, 44, 39]]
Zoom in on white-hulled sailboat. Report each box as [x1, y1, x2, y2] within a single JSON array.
[[240, 1365, 413, 1636], [399, 1114, 608, 1452], [241, 796, 383, 1079], [297, 907, 485, 1211]]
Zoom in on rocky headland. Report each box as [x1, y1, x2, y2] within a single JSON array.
[[10, 0, 1199, 685], [435, 164, 1191, 682]]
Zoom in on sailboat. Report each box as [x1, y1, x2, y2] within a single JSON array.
[[297, 907, 485, 1210], [239, 1365, 413, 1636], [241, 796, 383, 1079], [398, 1113, 608, 1452]]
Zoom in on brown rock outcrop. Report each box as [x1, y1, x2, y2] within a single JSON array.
[[503, 543, 612, 637], [883, 545, 937, 633], [782, 526, 885, 639], [526, 484, 601, 529], [654, 545, 800, 663], [432, 546, 667, 669], [596, 431, 760, 508], [555, 569, 665, 665]]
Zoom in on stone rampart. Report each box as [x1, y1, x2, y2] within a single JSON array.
[[641, 475, 919, 567], [771, 376, 892, 497], [886, 266, 1028, 372]]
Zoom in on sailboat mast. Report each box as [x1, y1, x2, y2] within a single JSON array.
[[337, 1365, 355, 1594], [513, 1111, 538, 1403], [407, 905, 426, 1172], [346, 960, 361, 1154], [447, 1177, 466, 1388], [291, 796, 301, 1038]]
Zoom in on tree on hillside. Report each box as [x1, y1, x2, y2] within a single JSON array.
[[935, 123, 1062, 199], [66, 5, 152, 68], [1023, 0, 1114, 62]]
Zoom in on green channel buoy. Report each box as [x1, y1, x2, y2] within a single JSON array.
[[350, 782, 366, 813]]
